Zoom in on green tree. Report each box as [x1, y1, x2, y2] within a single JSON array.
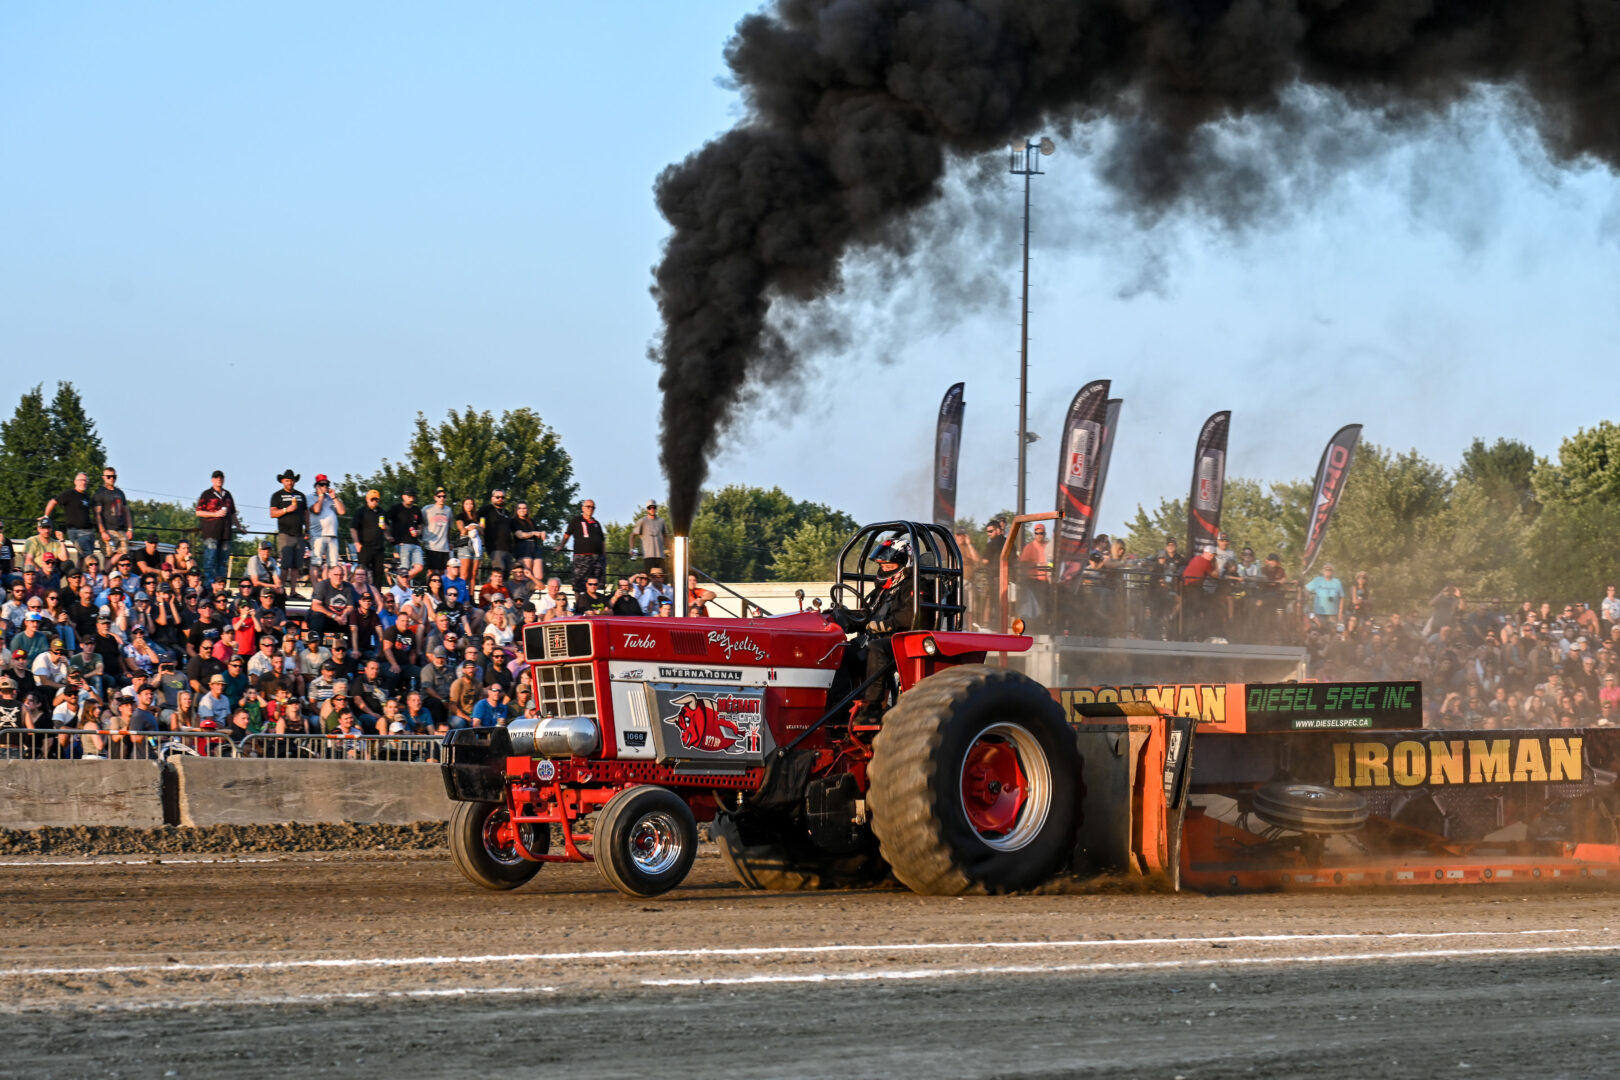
[[129, 499, 199, 540], [343, 407, 578, 532], [1311, 443, 1453, 609], [686, 485, 858, 581], [773, 520, 848, 581], [1531, 421, 1620, 506], [0, 382, 108, 527], [1458, 436, 1538, 515]]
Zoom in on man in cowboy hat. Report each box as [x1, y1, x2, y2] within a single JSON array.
[[268, 470, 309, 595]]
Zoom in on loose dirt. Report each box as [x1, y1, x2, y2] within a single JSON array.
[[3, 853, 1618, 1078]]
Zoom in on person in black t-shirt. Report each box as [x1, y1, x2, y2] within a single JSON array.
[[350, 490, 388, 590], [478, 490, 514, 576], [195, 471, 238, 586], [268, 470, 309, 593], [44, 473, 96, 565], [557, 499, 606, 595], [386, 491, 425, 584], [93, 468, 132, 559]]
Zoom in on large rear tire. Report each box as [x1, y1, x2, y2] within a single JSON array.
[[712, 812, 889, 891], [595, 786, 699, 898], [449, 800, 546, 891], [868, 664, 1080, 895]]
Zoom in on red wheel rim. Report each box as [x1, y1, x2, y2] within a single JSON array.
[[961, 735, 1029, 840]]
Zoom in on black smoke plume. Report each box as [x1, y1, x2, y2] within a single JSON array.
[[653, 0, 1620, 529]]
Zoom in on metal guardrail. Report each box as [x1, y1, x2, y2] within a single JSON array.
[[237, 734, 442, 761], [0, 728, 442, 762]]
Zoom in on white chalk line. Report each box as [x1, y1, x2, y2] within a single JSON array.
[[0, 857, 289, 867], [642, 942, 1620, 987], [0, 985, 556, 1014], [0, 928, 1592, 979]]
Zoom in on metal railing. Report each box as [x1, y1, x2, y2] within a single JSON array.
[[983, 561, 1307, 646], [0, 728, 441, 762]]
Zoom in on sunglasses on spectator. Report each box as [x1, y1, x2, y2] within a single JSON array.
[[103, 473, 116, 479]]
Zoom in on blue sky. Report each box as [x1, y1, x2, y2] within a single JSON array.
[[4, 2, 1618, 537]]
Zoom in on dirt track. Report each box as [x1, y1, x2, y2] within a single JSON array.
[[3, 850, 1619, 1078]]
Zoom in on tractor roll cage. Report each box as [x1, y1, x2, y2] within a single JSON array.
[[835, 521, 965, 632]]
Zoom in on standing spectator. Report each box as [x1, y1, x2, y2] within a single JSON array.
[[0, 519, 13, 579], [479, 489, 515, 577], [1019, 524, 1052, 578], [454, 497, 482, 586], [93, 467, 131, 559], [195, 470, 238, 586], [268, 470, 308, 594], [632, 501, 669, 576], [43, 473, 96, 565], [388, 489, 425, 583], [983, 518, 1007, 567], [421, 487, 454, 577], [23, 518, 69, 572], [307, 474, 346, 573], [558, 499, 605, 596], [1305, 564, 1346, 627], [1350, 571, 1372, 621], [350, 489, 388, 588], [511, 501, 546, 583]]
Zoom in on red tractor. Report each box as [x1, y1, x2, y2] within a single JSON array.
[[441, 521, 1083, 897]]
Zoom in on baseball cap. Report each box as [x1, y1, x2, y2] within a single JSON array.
[[25, 612, 46, 622], [211, 469, 224, 479], [199, 718, 219, 730], [320, 660, 337, 672], [315, 473, 329, 484], [209, 674, 226, 684], [259, 538, 272, 549], [120, 686, 136, 699], [388, 720, 408, 734], [1217, 531, 1230, 540], [366, 489, 381, 499], [402, 487, 417, 497], [1266, 553, 1281, 561], [430, 646, 447, 658], [1323, 563, 1335, 571], [0, 675, 14, 690], [37, 517, 52, 528]]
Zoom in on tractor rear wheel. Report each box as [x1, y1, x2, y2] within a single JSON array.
[[449, 800, 546, 891], [868, 664, 1080, 895], [712, 813, 889, 891], [594, 786, 699, 898]]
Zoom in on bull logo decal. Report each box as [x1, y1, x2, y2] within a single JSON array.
[[664, 693, 763, 755]]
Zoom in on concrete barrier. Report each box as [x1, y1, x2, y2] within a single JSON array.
[[173, 759, 453, 827], [0, 762, 165, 828]]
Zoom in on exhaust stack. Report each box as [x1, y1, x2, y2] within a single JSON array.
[[672, 535, 689, 618]]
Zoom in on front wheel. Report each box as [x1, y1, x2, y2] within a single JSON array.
[[594, 786, 698, 898], [449, 800, 546, 890], [868, 665, 1080, 895]]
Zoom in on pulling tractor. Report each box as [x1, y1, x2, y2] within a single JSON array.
[[441, 521, 1104, 898]]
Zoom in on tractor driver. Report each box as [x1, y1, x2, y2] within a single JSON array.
[[853, 538, 923, 721]]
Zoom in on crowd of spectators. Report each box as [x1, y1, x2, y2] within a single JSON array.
[[1306, 586, 1620, 730], [0, 468, 692, 758]]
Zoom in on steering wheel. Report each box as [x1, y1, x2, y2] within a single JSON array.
[[828, 582, 865, 609]]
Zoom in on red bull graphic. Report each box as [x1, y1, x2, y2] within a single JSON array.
[[653, 684, 769, 763]]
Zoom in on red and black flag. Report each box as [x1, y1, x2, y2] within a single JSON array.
[[1187, 410, 1231, 556], [932, 382, 965, 526], [1053, 379, 1110, 581], [1091, 397, 1122, 531], [1301, 423, 1363, 575]]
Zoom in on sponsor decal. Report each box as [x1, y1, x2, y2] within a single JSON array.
[[1332, 737, 1583, 787], [706, 630, 766, 661], [658, 666, 743, 681], [621, 633, 656, 651], [623, 731, 648, 748], [664, 692, 764, 755], [618, 669, 644, 680], [535, 759, 556, 781]]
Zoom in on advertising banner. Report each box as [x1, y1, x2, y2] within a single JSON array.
[[1052, 680, 1422, 734], [1091, 398, 1122, 532], [932, 382, 964, 527], [1301, 423, 1362, 575], [1053, 379, 1110, 582], [646, 683, 771, 766], [1187, 410, 1230, 556]]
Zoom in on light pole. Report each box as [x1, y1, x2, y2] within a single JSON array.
[[1009, 136, 1054, 519]]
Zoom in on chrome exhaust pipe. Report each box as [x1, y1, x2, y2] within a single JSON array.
[[672, 535, 689, 618]]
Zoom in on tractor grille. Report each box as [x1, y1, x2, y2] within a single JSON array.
[[523, 622, 593, 663], [534, 662, 598, 719]]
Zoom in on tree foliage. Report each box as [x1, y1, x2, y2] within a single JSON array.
[[684, 485, 858, 582], [343, 408, 578, 532], [0, 382, 108, 527]]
